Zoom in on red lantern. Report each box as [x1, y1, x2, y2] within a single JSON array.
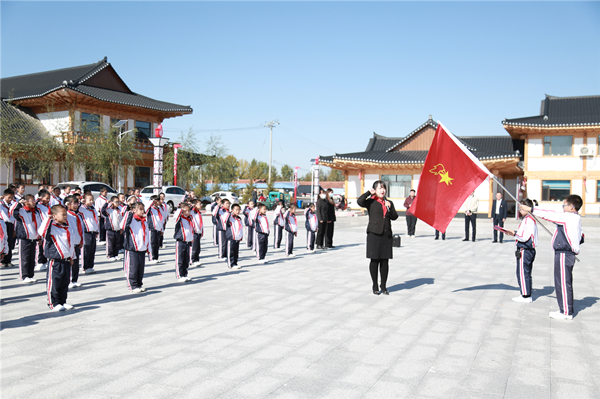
[[155, 124, 163, 138]]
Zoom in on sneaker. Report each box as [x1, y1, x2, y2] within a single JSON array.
[[231, 265, 242, 270], [62, 303, 74, 310], [69, 282, 75, 289], [131, 288, 142, 294], [287, 254, 295, 258], [140, 287, 146, 292], [512, 296, 532, 303], [178, 277, 187, 283], [259, 260, 268, 264], [22, 277, 31, 284], [84, 268, 96, 274], [73, 282, 82, 288], [185, 276, 192, 282], [52, 304, 65, 311], [38, 264, 47, 271], [549, 311, 573, 320], [30, 278, 37, 283]]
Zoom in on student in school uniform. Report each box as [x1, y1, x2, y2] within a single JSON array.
[[133, 188, 143, 203], [283, 204, 298, 257], [1, 218, 8, 264], [210, 196, 222, 247], [504, 198, 538, 303], [65, 196, 83, 288], [216, 199, 231, 261], [520, 194, 584, 320], [101, 196, 123, 261], [14, 184, 25, 202], [50, 187, 63, 208], [36, 190, 52, 271], [120, 202, 149, 293], [254, 203, 270, 263], [305, 203, 318, 253], [273, 202, 284, 251], [1, 189, 16, 268], [79, 193, 99, 274], [60, 185, 72, 202], [146, 195, 165, 264], [242, 200, 255, 250], [190, 199, 204, 267], [173, 203, 194, 282], [95, 188, 109, 244], [226, 203, 244, 270], [13, 195, 43, 283], [34, 184, 45, 200], [39, 205, 75, 311], [117, 193, 127, 254], [158, 192, 169, 249]]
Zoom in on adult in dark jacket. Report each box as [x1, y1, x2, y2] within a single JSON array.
[[357, 180, 399, 295], [315, 190, 329, 249], [325, 189, 337, 248], [491, 192, 508, 243]]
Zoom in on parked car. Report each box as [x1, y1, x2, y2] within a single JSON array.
[[200, 196, 213, 206], [210, 191, 239, 205], [56, 181, 116, 199], [140, 185, 186, 213]]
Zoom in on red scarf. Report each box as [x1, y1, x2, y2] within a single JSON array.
[[372, 195, 387, 218]]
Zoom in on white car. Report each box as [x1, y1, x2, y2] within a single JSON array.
[[140, 185, 186, 213], [211, 191, 239, 204], [56, 181, 117, 199]]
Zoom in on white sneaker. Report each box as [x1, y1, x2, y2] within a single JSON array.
[[22, 277, 31, 284], [118, 249, 125, 254], [231, 265, 242, 270], [30, 278, 37, 283], [185, 276, 192, 282], [85, 268, 96, 274], [38, 263, 47, 271], [69, 282, 75, 289], [52, 304, 65, 311], [73, 282, 82, 288], [512, 296, 532, 303], [140, 287, 146, 292], [549, 311, 573, 320], [155, 260, 161, 264], [62, 303, 74, 310], [287, 254, 295, 258], [131, 288, 142, 294], [258, 259, 268, 264], [178, 277, 187, 283]]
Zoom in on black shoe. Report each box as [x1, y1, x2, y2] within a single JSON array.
[[373, 288, 380, 295], [492, 240, 498, 243], [435, 237, 439, 240], [499, 240, 503, 244], [442, 237, 446, 240], [381, 287, 389, 295], [462, 238, 469, 242], [317, 245, 324, 249], [472, 239, 476, 242]]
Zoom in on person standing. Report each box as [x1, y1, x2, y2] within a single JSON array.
[[315, 190, 328, 249], [491, 192, 507, 243], [403, 189, 417, 238], [325, 189, 336, 248], [463, 191, 479, 242], [358, 181, 398, 295]]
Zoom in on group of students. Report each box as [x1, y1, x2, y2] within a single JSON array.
[[209, 197, 320, 269]]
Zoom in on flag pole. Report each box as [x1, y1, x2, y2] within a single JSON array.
[[491, 175, 579, 261]]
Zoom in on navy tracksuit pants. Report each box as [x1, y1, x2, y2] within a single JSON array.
[[149, 230, 161, 261], [124, 250, 145, 290], [256, 232, 268, 260], [285, 230, 294, 255], [98, 217, 106, 242], [227, 239, 240, 268], [191, 233, 202, 263], [217, 230, 226, 259], [554, 251, 576, 316], [246, 226, 254, 249], [1, 222, 15, 265], [82, 232, 98, 270], [47, 259, 70, 309], [274, 225, 283, 249], [37, 240, 47, 265], [306, 230, 316, 251], [71, 246, 80, 283], [19, 239, 37, 280], [176, 240, 192, 278], [516, 247, 535, 297], [106, 230, 120, 258]]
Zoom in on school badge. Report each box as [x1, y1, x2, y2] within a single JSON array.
[[429, 163, 454, 186]]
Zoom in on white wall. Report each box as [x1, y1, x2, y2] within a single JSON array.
[[572, 179, 583, 197], [585, 179, 597, 203], [364, 174, 379, 193], [37, 111, 69, 136], [527, 178, 542, 203], [412, 174, 420, 190], [586, 137, 600, 171], [528, 138, 543, 157], [528, 157, 583, 171]]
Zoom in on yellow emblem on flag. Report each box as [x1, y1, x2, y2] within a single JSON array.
[[429, 163, 454, 186]]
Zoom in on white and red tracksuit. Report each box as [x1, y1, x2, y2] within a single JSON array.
[[38, 218, 74, 310], [173, 209, 194, 279], [121, 212, 150, 291]]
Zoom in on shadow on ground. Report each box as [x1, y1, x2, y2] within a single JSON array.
[[388, 278, 434, 292], [1, 305, 101, 330]]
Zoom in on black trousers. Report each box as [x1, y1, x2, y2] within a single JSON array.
[[274, 225, 283, 249], [464, 214, 477, 240], [124, 250, 145, 290], [118, 232, 124, 252], [227, 239, 240, 268], [325, 222, 335, 247], [217, 230, 226, 259], [47, 259, 70, 309], [369, 259, 389, 290], [435, 230, 446, 239], [554, 251, 575, 315], [149, 230, 161, 261], [191, 233, 202, 263], [19, 239, 37, 279], [37, 240, 47, 265], [246, 226, 254, 249], [213, 224, 218, 246], [306, 230, 316, 250], [82, 232, 97, 270], [175, 240, 191, 278], [159, 230, 164, 248], [285, 230, 295, 255], [516, 248, 536, 297], [316, 222, 326, 247], [1, 222, 15, 265], [256, 232, 268, 260], [71, 246, 80, 283], [106, 230, 120, 258], [493, 216, 504, 242], [98, 216, 106, 242], [406, 215, 417, 236]]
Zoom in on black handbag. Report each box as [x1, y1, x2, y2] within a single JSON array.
[[392, 234, 401, 248]]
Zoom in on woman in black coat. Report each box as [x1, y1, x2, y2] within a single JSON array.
[[357, 180, 398, 295]]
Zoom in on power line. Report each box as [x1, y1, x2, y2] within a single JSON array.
[[162, 125, 264, 133]]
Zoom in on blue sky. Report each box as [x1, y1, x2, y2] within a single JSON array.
[[2, 1, 599, 176]]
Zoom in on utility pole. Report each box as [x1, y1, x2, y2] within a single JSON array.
[[263, 120, 279, 183]]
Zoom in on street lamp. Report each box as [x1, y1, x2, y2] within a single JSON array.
[[149, 124, 169, 195], [113, 120, 134, 193]]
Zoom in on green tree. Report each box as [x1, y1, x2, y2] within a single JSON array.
[[327, 169, 345, 181], [280, 164, 294, 181], [241, 180, 256, 204]]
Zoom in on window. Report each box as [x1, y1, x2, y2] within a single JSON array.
[[81, 113, 100, 133], [542, 180, 570, 201], [135, 166, 151, 188], [141, 187, 154, 194], [597, 180, 600, 203], [381, 175, 412, 198], [166, 187, 185, 195], [543, 136, 572, 156], [14, 160, 51, 185], [135, 121, 151, 141]]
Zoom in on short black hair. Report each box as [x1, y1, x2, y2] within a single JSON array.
[[38, 189, 50, 198], [222, 199, 230, 205], [258, 203, 267, 210], [51, 204, 67, 215], [231, 203, 240, 210], [25, 194, 35, 201], [64, 195, 79, 205], [410, 189, 416, 193], [150, 195, 159, 201], [110, 196, 118, 201], [16, 184, 25, 189], [565, 194, 583, 211], [3, 188, 14, 196], [53, 186, 61, 193], [180, 203, 190, 210], [521, 198, 534, 208], [372, 180, 387, 191]]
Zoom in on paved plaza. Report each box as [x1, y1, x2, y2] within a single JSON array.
[[1, 213, 599, 398]]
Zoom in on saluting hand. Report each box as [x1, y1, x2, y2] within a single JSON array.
[[369, 188, 375, 195]]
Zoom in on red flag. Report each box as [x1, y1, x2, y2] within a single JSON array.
[[411, 122, 491, 233]]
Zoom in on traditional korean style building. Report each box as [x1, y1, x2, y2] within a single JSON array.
[[503, 94, 600, 216], [320, 117, 524, 215], [1, 57, 192, 191]]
